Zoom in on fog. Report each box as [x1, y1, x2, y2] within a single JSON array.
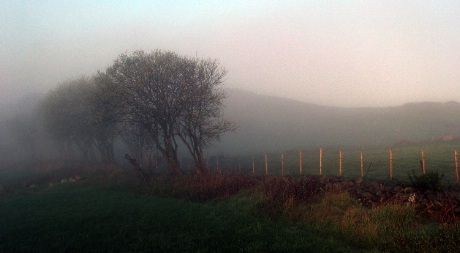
[[4, 3, 460, 250], [2, 1, 460, 167], [3, 1, 460, 108]]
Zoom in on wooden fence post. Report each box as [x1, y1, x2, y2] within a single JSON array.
[[420, 149, 426, 174], [299, 150, 303, 175], [339, 149, 344, 177], [360, 151, 364, 178], [264, 153, 268, 176], [388, 148, 394, 180], [281, 153, 285, 176], [319, 148, 324, 176], [252, 157, 255, 175], [455, 150, 459, 183], [216, 157, 220, 175]]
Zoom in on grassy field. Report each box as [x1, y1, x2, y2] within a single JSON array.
[[1, 147, 459, 252], [0, 181, 360, 252], [221, 142, 460, 183]]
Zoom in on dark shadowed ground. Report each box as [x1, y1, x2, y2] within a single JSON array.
[[0, 182, 358, 253]]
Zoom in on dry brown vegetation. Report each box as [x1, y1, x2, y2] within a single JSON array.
[[142, 172, 460, 252]]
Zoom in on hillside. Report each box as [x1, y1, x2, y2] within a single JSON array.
[[211, 89, 460, 154]]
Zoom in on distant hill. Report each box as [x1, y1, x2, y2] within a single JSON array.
[[210, 89, 460, 155]]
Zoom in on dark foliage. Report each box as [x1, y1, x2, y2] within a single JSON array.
[[262, 176, 324, 204], [409, 170, 444, 191], [258, 176, 325, 217]]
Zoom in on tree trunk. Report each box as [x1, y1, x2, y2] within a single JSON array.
[[163, 138, 182, 176], [193, 151, 208, 175]]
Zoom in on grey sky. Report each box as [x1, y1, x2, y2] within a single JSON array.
[[2, 0, 460, 107]]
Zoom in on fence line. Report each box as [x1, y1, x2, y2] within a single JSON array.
[[299, 151, 303, 175], [455, 150, 459, 183], [388, 148, 393, 180], [252, 157, 255, 175], [264, 153, 268, 176], [339, 149, 344, 177], [210, 146, 460, 183], [319, 148, 324, 176], [420, 149, 426, 174], [281, 153, 285, 176]]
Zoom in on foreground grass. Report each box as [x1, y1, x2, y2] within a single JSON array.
[[2, 165, 458, 252], [0, 183, 359, 252], [279, 192, 460, 252]]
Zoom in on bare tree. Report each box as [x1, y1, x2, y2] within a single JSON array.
[[97, 50, 234, 175], [108, 50, 190, 175], [89, 72, 124, 162], [119, 120, 157, 169], [42, 78, 97, 160], [178, 58, 235, 174], [42, 75, 123, 163], [41, 50, 234, 175]]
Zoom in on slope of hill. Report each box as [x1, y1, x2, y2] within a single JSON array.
[[210, 89, 460, 154]]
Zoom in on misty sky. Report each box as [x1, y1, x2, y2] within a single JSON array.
[[2, 0, 460, 107]]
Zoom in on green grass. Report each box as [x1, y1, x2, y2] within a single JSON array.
[[2, 142, 459, 253], [0, 183, 359, 253], [232, 142, 460, 183]]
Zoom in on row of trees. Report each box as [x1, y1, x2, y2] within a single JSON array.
[[42, 50, 234, 175]]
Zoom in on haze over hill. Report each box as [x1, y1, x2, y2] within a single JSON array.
[[1, 89, 459, 160], [211, 89, 460, 155], [3, 1, 460, 164]]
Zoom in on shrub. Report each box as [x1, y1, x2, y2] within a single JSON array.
[[408, 170, 444, 191], [262, 176, 323, 205], [255, 176, 325, 218], [306, 192, 361, 225]]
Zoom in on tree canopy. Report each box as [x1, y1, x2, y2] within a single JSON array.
[[42, 50, 233, 175]]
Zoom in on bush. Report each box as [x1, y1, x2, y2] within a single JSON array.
[[408, 170, 444, 191], [258, 176, 324, 218], [262, 176, 323, 204]]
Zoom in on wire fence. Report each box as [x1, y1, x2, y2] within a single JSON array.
[[209, 146, 460, 184]]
